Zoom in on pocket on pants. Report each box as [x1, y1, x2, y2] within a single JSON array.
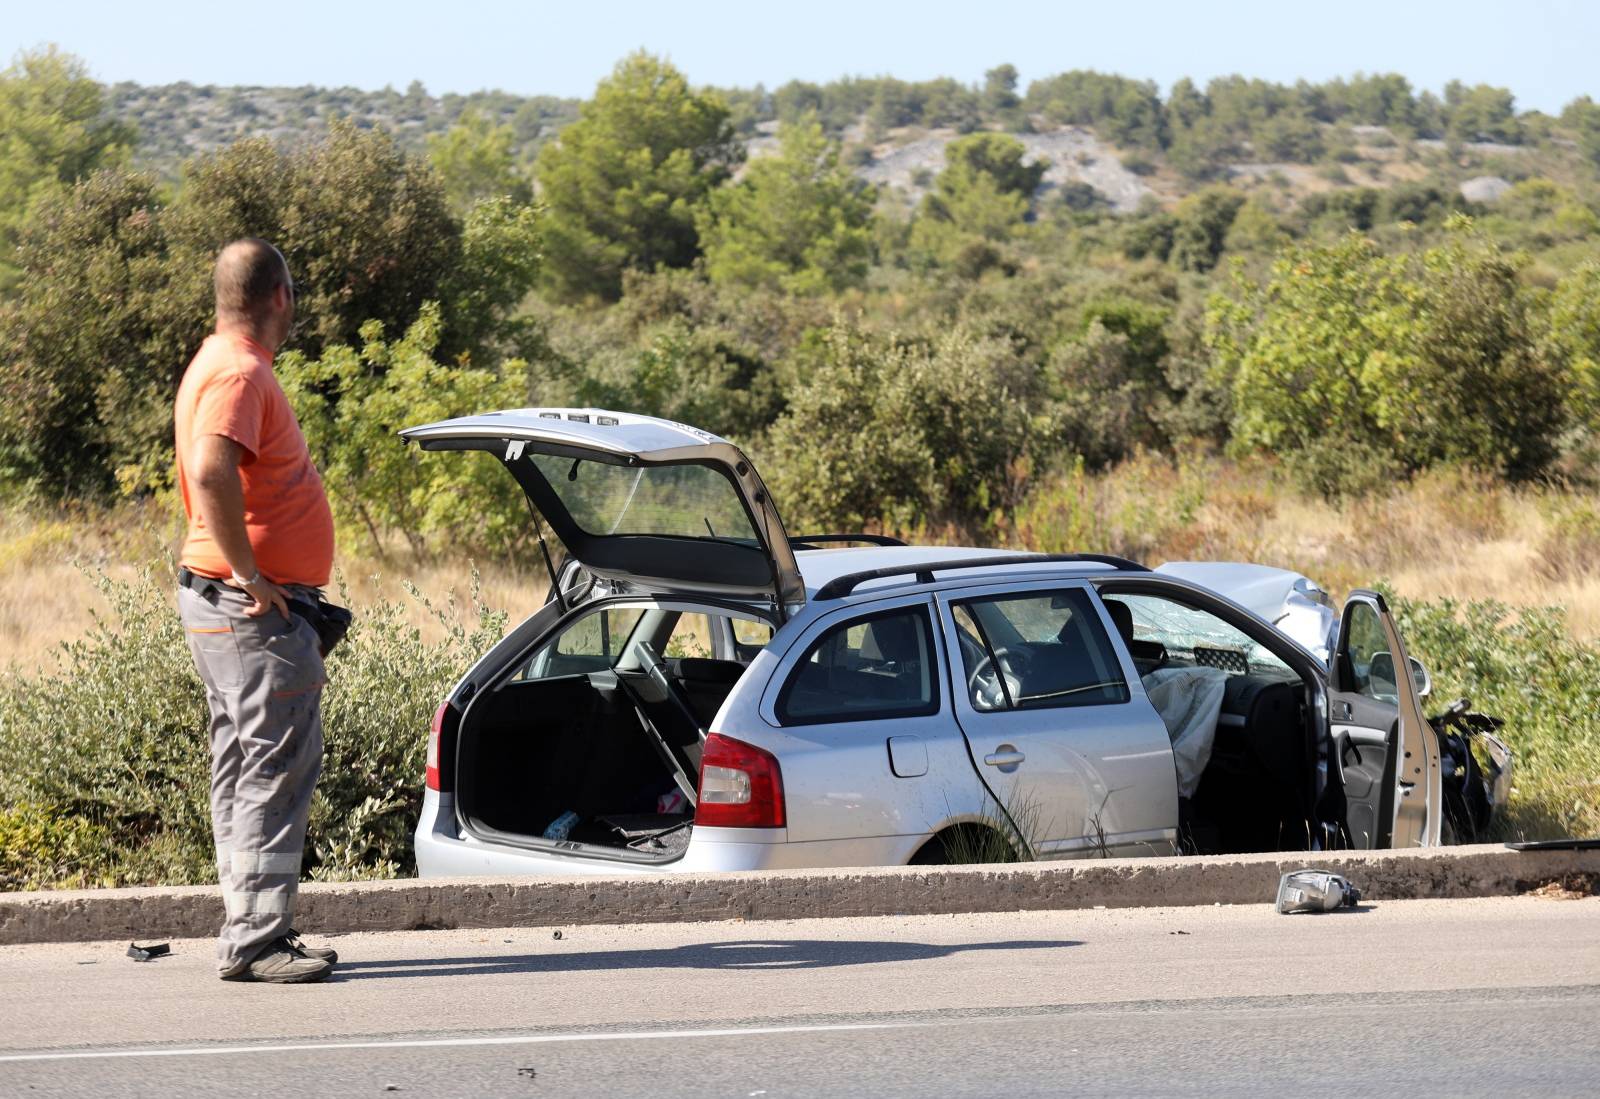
[[184, 602, 244, 692]]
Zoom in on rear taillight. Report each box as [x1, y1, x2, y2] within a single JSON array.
[[695, 733, 786, 828], [426, 701, 456, 791]]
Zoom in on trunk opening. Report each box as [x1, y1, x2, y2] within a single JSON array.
[[454, 656, 750, 863]]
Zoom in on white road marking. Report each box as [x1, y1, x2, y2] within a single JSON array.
[[0, 1021, 916, 1064]]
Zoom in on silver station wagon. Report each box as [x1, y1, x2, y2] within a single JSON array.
[[404, 409, 1511, 876]]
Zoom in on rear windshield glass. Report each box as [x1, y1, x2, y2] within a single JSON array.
[[528, 455, 758, 542]]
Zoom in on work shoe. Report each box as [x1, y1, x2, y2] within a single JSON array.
[[222, 938, 332, 984], [285, 928, 338, 965]]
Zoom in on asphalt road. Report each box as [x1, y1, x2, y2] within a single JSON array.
[[1, 896, 1596, 1097]]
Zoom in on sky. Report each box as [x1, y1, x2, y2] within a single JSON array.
[[4, 0, 1594, 114]]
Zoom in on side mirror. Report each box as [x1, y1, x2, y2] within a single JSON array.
[[1409, 657, 1432, 700], [1368, 651, 1432, 702]]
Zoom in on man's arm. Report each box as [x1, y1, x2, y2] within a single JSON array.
[[190, 434, 290, 619]]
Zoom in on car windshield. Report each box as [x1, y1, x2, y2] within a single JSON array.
[[527, 454, 759, 543], [1113, 594, 1295, 678]]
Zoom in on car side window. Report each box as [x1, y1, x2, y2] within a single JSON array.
[[1343, 602, 1397, 703], [516, 606, 645, 681], [663, 612, 714, 658], [954, 589, 1129, 712], [778, 607, 939, 725]]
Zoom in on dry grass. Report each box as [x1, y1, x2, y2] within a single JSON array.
[[2, 461, 1597, 671], [0, 501, 549, 672], [1006, 455, 1600, 639]]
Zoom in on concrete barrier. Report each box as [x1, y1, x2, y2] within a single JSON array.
[[1, 842, 1594, 945]]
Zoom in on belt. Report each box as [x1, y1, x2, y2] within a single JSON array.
[[177, 567, 227, 593]]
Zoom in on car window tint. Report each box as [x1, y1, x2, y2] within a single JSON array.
[[955, 589, 1129, 711], [778, 607, 939, 724], [1110, 594, 1295, 678]]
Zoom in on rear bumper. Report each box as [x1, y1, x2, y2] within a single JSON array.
[[414, 790, 916, 877]]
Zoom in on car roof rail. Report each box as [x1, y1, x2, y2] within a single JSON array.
[[813, 553, 1149, 601], [790, 533, 909, 551]]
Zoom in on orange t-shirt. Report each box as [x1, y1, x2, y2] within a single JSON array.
[[175, 332, 335, 588]]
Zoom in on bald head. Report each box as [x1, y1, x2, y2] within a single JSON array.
[[213, 239, 293, 343]]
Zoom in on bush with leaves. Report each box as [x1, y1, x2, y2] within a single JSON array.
[[1208, 223, 1572, 495], [763, 320, 1044, 532], [0, 120, 540, 499], [0, 565, 507, 887], [279, 302, 533, 562], [1389, 590, 1600, 841]]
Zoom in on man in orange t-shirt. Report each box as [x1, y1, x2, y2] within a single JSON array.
[[174, 238, 338, 984]]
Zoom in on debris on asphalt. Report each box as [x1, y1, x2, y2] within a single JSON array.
[[1525, 873, 1598, 900], [552, 930, 563, 940], [1169, 930, 1190, 935], [1275, 870, 1361, 913], [126, 942, 171, 962], [518, 1067, 537, 1079]]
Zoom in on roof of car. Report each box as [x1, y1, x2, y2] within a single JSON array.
[[793, 545, 1125, 599]]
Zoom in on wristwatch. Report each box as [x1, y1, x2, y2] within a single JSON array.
[[232, 570, 262, 588]]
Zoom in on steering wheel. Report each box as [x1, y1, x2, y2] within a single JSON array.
[[967, 646, 1026, 711]]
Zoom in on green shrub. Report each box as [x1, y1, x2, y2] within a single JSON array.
[[0, 565, 506, 888], [0, 802, 119, 890], [1391, 590, 1600, 841]]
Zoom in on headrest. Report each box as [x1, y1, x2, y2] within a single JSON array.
[[1103, 599, 1135, 643], [860, 616, 918, 662]]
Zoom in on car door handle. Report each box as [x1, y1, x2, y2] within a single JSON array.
[[984, 748, 1026, 768]]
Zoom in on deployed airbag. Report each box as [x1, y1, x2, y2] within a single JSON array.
[[1142, 665, 1230, 798]]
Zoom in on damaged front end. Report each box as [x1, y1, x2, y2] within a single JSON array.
[[1432, 698, 1513, 843]]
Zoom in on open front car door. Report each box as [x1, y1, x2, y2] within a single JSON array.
[[1330, 590, 1442, 847]]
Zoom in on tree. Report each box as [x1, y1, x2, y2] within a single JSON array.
[[983, 64, 1022, 128], [909, 133, 1045, 274], [698, 115, 875, 294], [1444, 81, 1519, 143], [1561, 97, 1600, 171], [426, 108, 534, 212], [0, 122, 536, 498], [1169, 186, 1246, 273], [168, 120, 461, 358], [0, 170, 179, 495], [279, 303, 531, 560], [1546, 263, 1600, 435], [764, 321, 1041, 531], [1023, 71, 1163, 149], [536, 52, 741, 300], [0, 46, 134, 289], [1208, 225, 1567, 496]]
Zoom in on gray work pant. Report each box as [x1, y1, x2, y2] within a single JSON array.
[[179, 580, 325, 975]]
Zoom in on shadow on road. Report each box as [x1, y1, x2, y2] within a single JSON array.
[[331, 938, 1082, 981]]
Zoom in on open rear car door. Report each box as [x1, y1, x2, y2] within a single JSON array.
[[400, 409, 805, 619], [1330, 590, 1442, 847]]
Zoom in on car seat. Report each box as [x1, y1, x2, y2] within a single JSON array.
[[1102, 599, 1168, 671]]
